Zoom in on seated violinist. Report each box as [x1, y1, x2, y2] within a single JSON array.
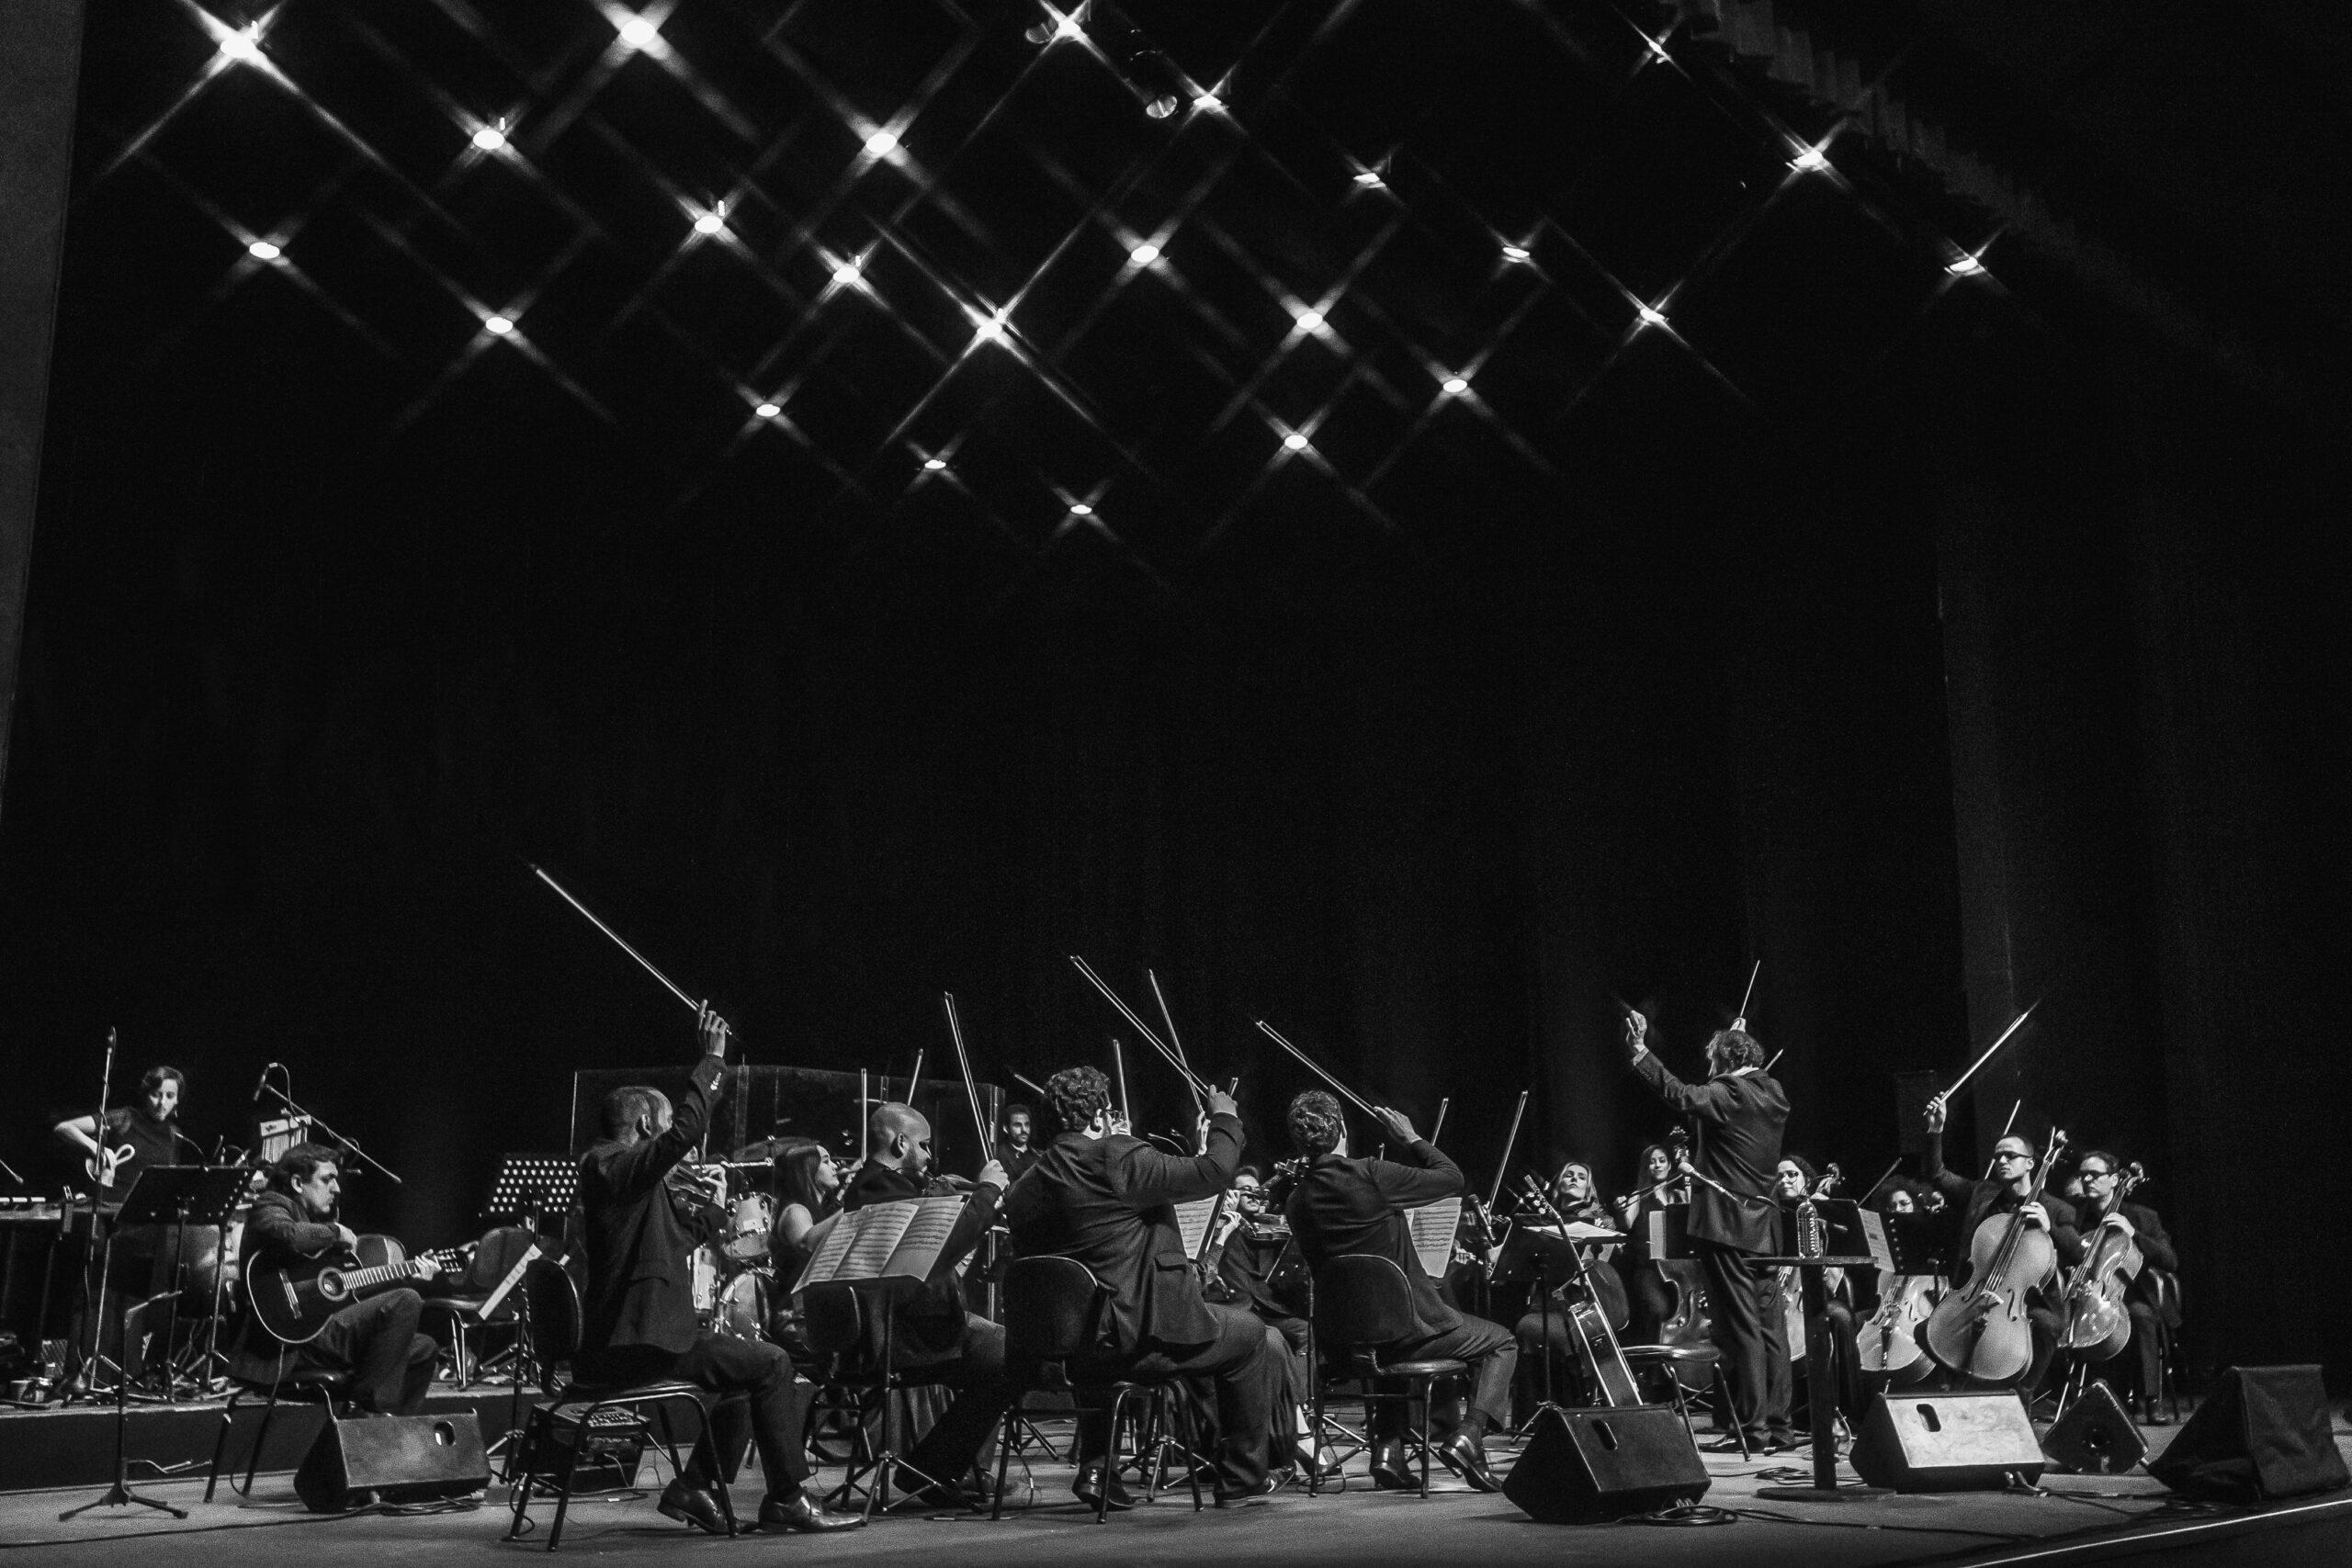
[[840, 1102, 1013, 1507], [1921, 1095, 2084, 1396], [2073, 1150, 2179, 1424], [1616, 1142, 1688, 1345], [1283, 1092, 1515, 1492]]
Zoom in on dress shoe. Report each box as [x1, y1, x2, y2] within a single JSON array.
[[1433, 1431, 1501, 1493], [1072, 1465, 1137, 1512], [1368, 1438, 1414, 1490], [753, 1491, 865, 1532], [2137, 1400, 2171, 1427], [1215, 1471, 1289, 1508], [907, 1477, 989, 1511], [656, 1480, 731, 1536], [1700, 1435, 1752, 1455]]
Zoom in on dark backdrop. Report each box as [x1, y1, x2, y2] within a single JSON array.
[[3, 0, 2345, 1386]]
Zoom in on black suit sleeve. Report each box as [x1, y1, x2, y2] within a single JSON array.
[[1631, 1050, 1742, 1124], [1368, 1139, 1464, 1209], [596, 1054, 725, 1201], [247, 1194, 341, 1258], [2127, 1204, 2178, 1273], [1109, 1113, 1244, 1208]]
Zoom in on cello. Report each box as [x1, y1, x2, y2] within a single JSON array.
[[2059, 1161, 2146, 1361], [1921, 1127, 2068, 1383]]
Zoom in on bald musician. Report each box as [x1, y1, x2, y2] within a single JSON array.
[[839, 1100, 1013, 1507]]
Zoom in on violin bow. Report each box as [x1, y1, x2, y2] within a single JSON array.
[[1428, 1096, 1450, 1148], [1947, 1001, 2040, 1099], [1252, 1021, 1383, 1121], [1011, 1070, 1048, 1100], [1070, 956, 1212, 1099], [1485, 1089, 1530, 1213], [942, 993, 995, 1164], [1147, 967, 1208, 1117], [1110, 1037, 1132, 1124], [530, 863, 702, 1011]]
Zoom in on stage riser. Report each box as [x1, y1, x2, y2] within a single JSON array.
[[0, 1391, 521, 1493]]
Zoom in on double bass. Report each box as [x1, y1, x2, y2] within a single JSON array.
[[2059, 1161, 2146, 1361], [1921, 1128, 2068, 1383]]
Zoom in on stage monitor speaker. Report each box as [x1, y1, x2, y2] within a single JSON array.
[[1850, 1392, 2043, 1492], [2042, 1382, 2147, 1474], [1501, 1404, 1710, 1523], [294, 1411, 491, 1512], [2148, 1365, 2348, 1504]]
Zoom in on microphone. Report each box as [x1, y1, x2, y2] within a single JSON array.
[[253, 1064, 279, 1105]]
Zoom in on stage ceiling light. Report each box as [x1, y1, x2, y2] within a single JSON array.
[[1442, 376, 1468, 395], [247, 240, 281, 261], [1130, 243, 1160, 265], [1283, 432, 1309, 451], [484, 315, 514, 334], [617, 17, 660, 51], [755, 400, 781, 417]]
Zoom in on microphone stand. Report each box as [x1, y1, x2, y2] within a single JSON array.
[[257, 1082, 403, 1186]]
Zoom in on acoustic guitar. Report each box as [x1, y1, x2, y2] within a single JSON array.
[[247, 1243, 471, 1346]]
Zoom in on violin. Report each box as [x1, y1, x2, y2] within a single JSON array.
[[1921, 1128, 2068, 1383], [2059, 1161, 2146, 1361]]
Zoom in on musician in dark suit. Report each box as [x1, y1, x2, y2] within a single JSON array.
[[1001, 1066, 1289, 1509], [837, 1101, 1012, 1506], [1920, 1094, 2085, 1398], [2069, 1149, 2177, 1418], [222, 1143, 439, 1415], [1627, 1010, 1792, 1452], [574, 1005, 860, 1535], [997, 1103, 1045, 1184], [1283, 1091, 1515, 1491]]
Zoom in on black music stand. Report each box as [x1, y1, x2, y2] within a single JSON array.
[[484, 1156, 577, 1232], [60, 1167, 243, 1523], [1489, 1224, 1600, 1412], [1753, 1250, 1883, 1502]]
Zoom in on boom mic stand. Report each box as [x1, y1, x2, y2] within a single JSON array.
[[256, 1079, 404, 1187]]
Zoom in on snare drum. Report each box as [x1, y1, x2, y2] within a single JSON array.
[[723, 1193, 775, 1264], [714, 1270, 769, 1341]]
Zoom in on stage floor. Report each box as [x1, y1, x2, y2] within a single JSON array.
[[3, 1416, 2347, 1567]]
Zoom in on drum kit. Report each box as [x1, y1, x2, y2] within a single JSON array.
[[686, 1150, 790, 1344]]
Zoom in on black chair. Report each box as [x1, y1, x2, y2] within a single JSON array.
[[420, 1225, 539, 1390], [203, 1359, 358, 1502], [796, 1278, 964, 1517], [1308, 1255, 1467, 1499], [990, 1257, 1207, 1522], [501, 1259, 743, 1551]]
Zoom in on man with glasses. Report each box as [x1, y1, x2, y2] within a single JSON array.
[[2074, 1150, 2180, 1423], [1921, 1095, 2085, 1397]]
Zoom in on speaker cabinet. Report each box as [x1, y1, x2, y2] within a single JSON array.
[[1850, 1392, 2044, 1492], [294, 1411, 491, 1512], [2043, 1382, 2148, 1474], [2149, 1365, 2349, 1503], [1502, 1404, 1710, 1523]]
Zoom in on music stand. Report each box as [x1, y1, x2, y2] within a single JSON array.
[[1489, 1224, 1601, 1411], [1753, 1250, 1883, 1502], [484, 1156, 577, 1231], [60, 1167, 243, 1523]]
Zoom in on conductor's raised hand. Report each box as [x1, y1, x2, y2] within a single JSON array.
[[1623, 1008, 1649, 1058], [697, 1001, 731, 1060], [1924, 1093, 1948, 1135], [1374, 1106, 1419, 1146]]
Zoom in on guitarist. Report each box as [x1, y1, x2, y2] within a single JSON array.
[[1920, 1095, 2084, 1396], [222, 1142, 440, 1415]]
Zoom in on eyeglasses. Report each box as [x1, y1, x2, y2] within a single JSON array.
[[2079, 1168, 2114, 1180], [1992, 1151, 2033, 1164]]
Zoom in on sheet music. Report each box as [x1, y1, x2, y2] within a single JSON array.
[[1173, 1196, 1220, 1258], [836, 1201, 921, 1279], [793, 1212, 853, 1293], [883, 1195, 969, 1280], [1408, 1197, 1462, 1279], [1858, 1210, 1898, 1275]]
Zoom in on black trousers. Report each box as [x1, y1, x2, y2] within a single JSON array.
[[899, 1314, 1018, 1486], [1374, 1313, 1517, 1441], [597, 1333, 817, 1499], [289, 1289, 437, 1416], [1701, 1242, 1790, 1442], [1069, 1302, 1285, 1495], [2124, 1303, 2165, 1402]]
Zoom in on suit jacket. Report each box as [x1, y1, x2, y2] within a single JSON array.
[[1001, 1112, 1243, 1355], [1630, 1051, 1787, 1253], [222, 1186, 349, 1383], [998, 1145, 1045, 1185], [841, 1160, 1001, 1355], [1283, 1139, 1463, 1341], [574, 1053, 726, 1373], [1922, 1133, 2085, 1303]]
